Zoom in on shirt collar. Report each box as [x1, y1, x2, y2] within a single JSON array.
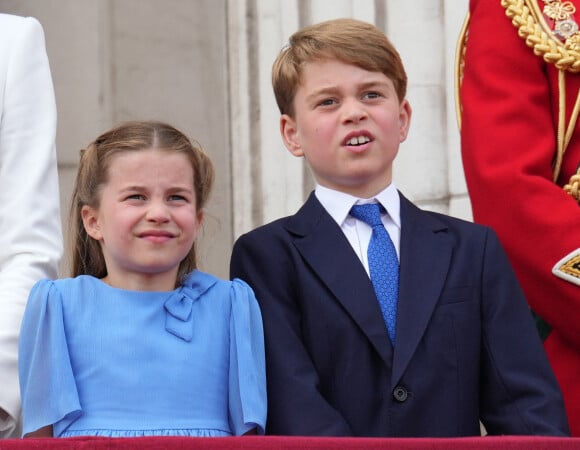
[[314, 183, 401, 229]]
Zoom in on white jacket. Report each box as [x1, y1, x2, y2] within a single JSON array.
[[0, 14, 62, 437]]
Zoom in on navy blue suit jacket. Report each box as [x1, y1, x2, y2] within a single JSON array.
[[230, 192, 569, 437]]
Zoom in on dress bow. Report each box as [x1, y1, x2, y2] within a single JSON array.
[[164, 292, 194, 341]]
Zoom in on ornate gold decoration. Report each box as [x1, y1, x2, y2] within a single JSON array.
[[500, 0, 580, 183], [567, 31, 580, 49], [555, 19, 579, 39], [501, 0, 580, 72], [553, 248, 580, 286], [543, 0, 576, 21], [543, 0, 579, 39]]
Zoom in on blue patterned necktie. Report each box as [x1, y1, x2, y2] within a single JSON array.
[[350, 203, 399, 345]]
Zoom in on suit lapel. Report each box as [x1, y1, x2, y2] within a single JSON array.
[[391, 194, 452, 386], [287, 193, 394, 366], [285, 192, 454, 378]]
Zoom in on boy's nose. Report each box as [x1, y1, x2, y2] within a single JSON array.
[[342, 100, 368, 124]]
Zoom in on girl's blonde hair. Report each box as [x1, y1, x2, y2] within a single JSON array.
[[69, 120, 215, 286]]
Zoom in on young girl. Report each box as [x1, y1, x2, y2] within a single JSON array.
[[18, 121, 266, 438]]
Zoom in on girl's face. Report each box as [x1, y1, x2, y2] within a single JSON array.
[[82, 148, 201, 291]]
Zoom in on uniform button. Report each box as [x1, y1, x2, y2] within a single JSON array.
[[393, 385, 408, 402]]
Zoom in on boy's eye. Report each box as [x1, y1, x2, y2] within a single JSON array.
[[318, 98, 337, 107], [363, 91, 382, 100]]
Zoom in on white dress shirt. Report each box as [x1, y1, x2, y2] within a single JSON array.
[[315, 183, 401, 276]]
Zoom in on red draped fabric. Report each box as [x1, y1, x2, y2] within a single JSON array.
[[1, 436, 578, 449]]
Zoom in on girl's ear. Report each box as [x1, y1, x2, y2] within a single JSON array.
[[280, 114, 304, 157], [81, 205, 103, 241], [194, 211, 203, 235]]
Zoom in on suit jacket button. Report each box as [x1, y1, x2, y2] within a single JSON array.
[[393, 386, 408, 402]]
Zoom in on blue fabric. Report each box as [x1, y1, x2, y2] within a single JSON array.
[[18, 271, 267, 438], [350, 204, 399, 345]]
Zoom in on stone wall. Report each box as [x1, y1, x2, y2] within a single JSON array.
[[0, 0, 469, 278]]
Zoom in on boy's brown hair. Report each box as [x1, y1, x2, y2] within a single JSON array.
[[272, 18, 408, 117]]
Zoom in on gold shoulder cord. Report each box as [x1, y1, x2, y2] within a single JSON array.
[[455, 0, 580, 202], [454, 12, 470, 132]]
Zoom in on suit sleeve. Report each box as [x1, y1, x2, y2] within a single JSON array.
[[460, 0, 580, 347], [0, 15, 62, 436], [477, 229, 569, 436], [230, 232, 353, 436]]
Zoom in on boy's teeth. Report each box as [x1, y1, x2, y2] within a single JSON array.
[[347, 136, 370, 145]]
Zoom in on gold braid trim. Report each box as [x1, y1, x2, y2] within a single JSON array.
[[563, 165, 580, 200], [453, 12, 470, 131], [502, 0, 580, 189], [501, 0, 580, 72], [454, 12, 470, 131]]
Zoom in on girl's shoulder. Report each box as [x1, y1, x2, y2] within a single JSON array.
[[29, 275, 103, 304], [183, 270, 255, 298], [34, 274, 101, 291], [24, 276, 105, 323]]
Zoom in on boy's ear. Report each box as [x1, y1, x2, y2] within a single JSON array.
[[280, 114, 304, 157], [81, 205, 103, 241], [398, 100, 412, 143]]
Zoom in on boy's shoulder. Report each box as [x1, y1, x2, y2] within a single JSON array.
[[235, 216, 295, 248], [236, 193, 329, 242], [423, 208, 486, 229], [401, 194, 491, 235], [416, 207, 496, 245], [236, 194, 494, 245]]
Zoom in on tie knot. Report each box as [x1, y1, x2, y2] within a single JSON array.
[[350, 203, 384, 227]]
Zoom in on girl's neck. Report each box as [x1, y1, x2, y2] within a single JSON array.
[[101, 272, 178, 292]]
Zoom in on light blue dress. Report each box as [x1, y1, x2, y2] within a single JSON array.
[[18, 271, 267, 437]]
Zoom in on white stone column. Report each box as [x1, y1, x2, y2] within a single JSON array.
[[229, 0, 305, 236], [228, 0, 471, 238], [383, 1, 449, 212], [445, 0, 471, 220], [310, 0, 375, 22], [4, 0, 472, 271]]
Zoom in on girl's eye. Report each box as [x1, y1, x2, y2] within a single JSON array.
[[168, 195, 187, 202], [126, 194, 146, 201]]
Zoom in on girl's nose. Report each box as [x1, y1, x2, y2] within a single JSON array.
[[146, 200, 171, 223]]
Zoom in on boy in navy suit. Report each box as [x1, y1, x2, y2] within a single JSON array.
[[230, 18, 569, 437]]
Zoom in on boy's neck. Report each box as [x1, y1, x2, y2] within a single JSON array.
[[316, 181, 393, 200]]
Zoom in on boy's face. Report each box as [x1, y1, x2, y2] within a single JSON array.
[[280, 59, 411, 199]]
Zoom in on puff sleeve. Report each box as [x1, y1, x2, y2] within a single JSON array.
[[18, 279, 81, 436], [227, 278, 267, 435]]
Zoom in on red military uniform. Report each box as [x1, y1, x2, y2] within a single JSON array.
[[459, 0, 580, 435]]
